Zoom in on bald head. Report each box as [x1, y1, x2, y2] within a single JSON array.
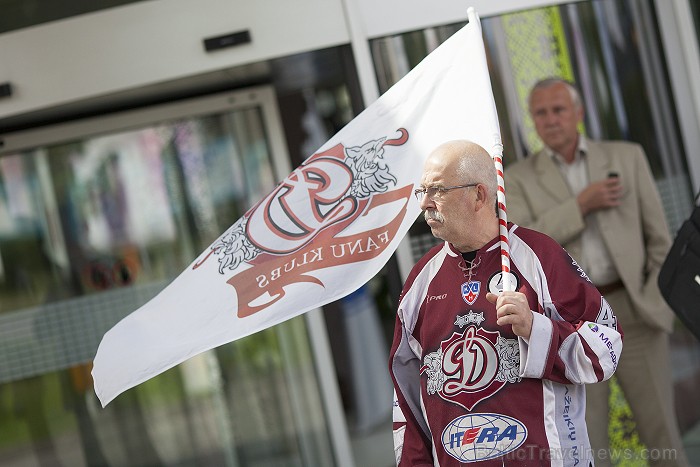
[[425, 140, 498, 202]]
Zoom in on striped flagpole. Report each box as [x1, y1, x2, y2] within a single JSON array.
[[492, 135, 515, 292], [466, 7, 514, 293]]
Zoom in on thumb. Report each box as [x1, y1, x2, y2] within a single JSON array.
[[485, 292, 498, 304]]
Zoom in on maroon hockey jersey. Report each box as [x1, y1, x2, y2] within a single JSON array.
[[389, 224, 622, 466]]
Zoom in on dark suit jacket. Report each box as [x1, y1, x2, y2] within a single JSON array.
[[505, 137, 674, 332]]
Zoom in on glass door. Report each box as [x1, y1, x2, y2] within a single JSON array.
[[0, 87, 340, 466]]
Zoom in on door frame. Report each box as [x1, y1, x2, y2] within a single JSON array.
[[0, 85, 355, 466]]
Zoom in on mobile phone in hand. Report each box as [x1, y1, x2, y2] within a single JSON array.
[[608, 171, 619, 178]]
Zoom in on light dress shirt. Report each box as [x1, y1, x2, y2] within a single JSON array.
[[546, 137, 620, 286]]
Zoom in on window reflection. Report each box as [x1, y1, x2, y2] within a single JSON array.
[[0, 92, 334, 466]]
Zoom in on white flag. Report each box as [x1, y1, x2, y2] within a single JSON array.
[[92, 8, 501, 406]]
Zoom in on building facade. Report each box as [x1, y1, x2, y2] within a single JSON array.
[[0, 1, 699, 465]]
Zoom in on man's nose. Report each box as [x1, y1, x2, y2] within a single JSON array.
[[420, 194, 434, 211]]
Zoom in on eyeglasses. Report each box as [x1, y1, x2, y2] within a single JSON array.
[[414, 183, 479, 201]]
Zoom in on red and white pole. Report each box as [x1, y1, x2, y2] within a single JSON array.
[[492, 135, 515, 292]]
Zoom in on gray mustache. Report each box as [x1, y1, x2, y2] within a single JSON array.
[[424, 210, 445, 223]]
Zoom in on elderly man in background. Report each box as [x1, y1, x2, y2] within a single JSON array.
[[505, 77, 688, 467]]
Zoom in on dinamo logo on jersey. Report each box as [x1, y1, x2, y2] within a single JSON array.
[[421, 326, 520, 410], [441, 413, 528, 462]]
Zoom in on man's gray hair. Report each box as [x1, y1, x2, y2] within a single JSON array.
[[529, 77, 582, 110]]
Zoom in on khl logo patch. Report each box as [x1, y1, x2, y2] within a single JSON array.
[[461, 281, 480, 305]]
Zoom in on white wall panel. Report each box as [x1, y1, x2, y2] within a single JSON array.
[[654, 0, 700, 193], [0, 0, 349, 118], [355, 0, 582, 38]]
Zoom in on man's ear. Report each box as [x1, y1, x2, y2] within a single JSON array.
[[474, 184, 488, 211]]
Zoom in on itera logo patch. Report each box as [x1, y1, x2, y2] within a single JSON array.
[[441, 413, 527, 462]]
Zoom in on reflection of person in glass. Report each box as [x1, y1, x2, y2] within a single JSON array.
[[506, 78, 688, 467], [389, 140, 622, 466], [9, 376, 62, 467]]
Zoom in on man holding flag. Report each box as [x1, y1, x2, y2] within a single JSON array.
[[389, 140, 623, 466]]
